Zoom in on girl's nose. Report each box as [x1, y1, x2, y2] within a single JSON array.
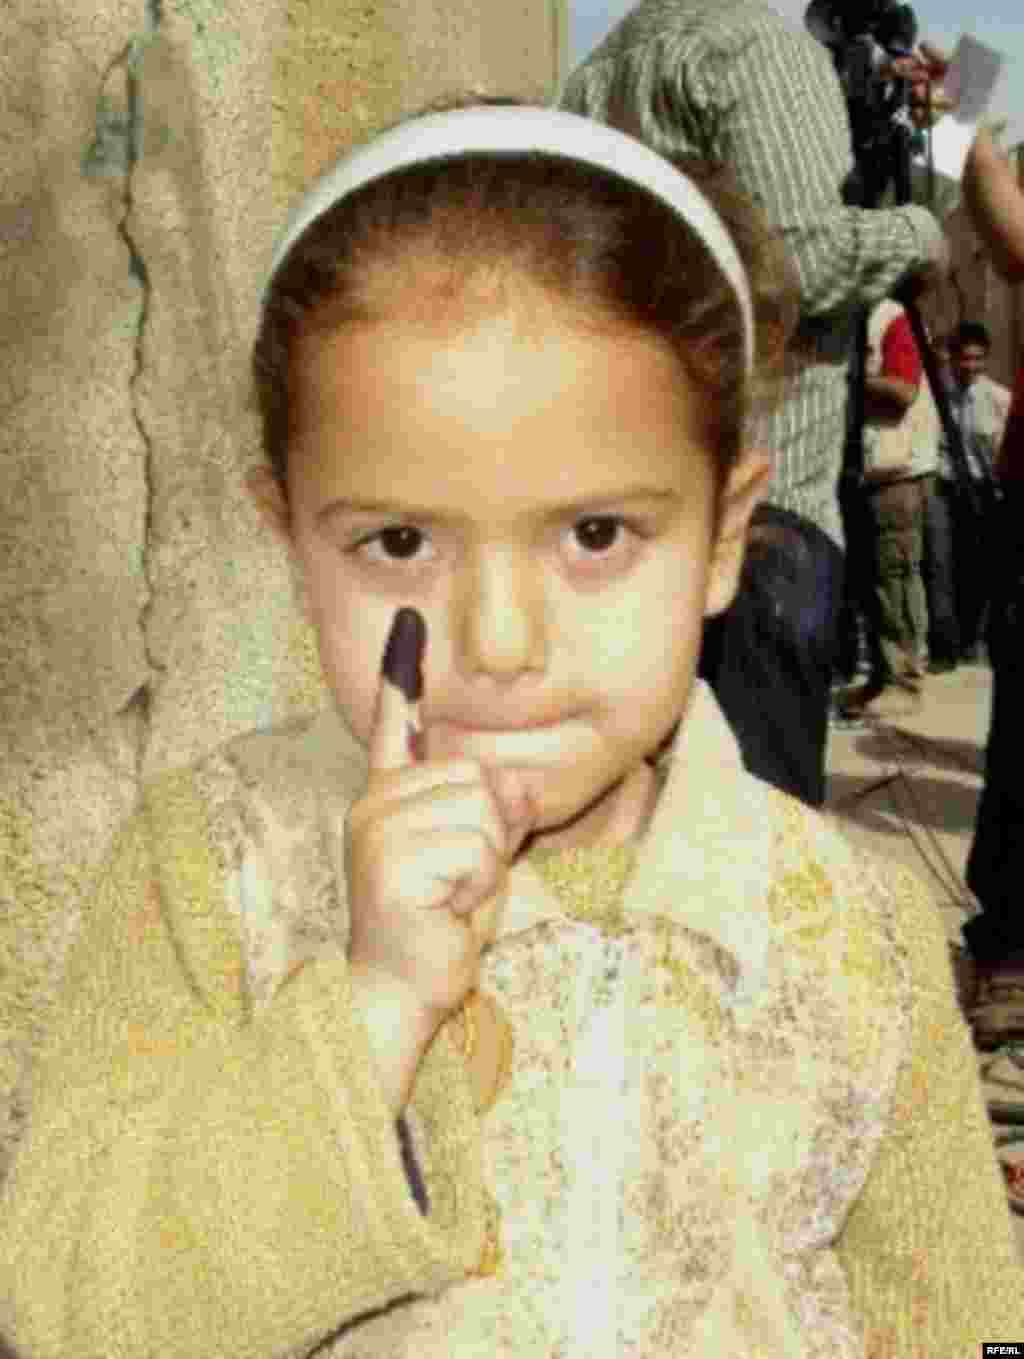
[[454, 546, 547, 681]]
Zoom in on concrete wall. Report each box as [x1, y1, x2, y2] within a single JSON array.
[[0, 0, 569, 1178]]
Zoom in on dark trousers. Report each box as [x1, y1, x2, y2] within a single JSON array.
[[699, 504, 844, 809], [924, 476, 993, 660], [835, 475, 877, 680], [963, 492, 1024, 964]]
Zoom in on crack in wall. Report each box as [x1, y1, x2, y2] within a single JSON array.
[[84, 1, 166, 746]]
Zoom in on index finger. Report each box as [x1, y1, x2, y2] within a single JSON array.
[[370, 607, 426, 772]]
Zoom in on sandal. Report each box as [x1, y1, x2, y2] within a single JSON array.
[[981, 1046, 1024, 1123], [986, 1053, 1024, 1212]]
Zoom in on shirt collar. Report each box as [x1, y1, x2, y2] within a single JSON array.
[[308, 678, 775, 987], [499, 680, 775, 988]]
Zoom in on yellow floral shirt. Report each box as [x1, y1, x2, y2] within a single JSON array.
[[1, 681, 1021, 1357]]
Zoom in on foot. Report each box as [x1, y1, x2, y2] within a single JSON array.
[[835, 676, 886, 711], [829, 704, 868, 731], [839, 681, 923, 720]]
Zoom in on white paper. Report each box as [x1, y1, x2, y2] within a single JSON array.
[[918, 34, 1005, 183], [925, 120, 976, 184], [943, 35, 1004, 125]]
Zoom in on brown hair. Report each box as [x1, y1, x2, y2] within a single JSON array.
[[251, 92, 797, 534]]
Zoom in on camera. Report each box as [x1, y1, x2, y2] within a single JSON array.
[[805, 0, 924, 205], [805, 0, 917, 59]]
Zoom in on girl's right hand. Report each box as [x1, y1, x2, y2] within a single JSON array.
[[345, 608, 534, 1035]]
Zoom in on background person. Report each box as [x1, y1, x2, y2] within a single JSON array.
[[918, 330, 955, 669], [950, 127, 1024, 1028], [839, 296, 939, 720], [920, 330, 960, 671], [558, 0, 950, 807], [928, 321, 1011, 667]]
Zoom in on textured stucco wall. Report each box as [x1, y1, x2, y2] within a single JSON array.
[[0, 0, 568, 1177]]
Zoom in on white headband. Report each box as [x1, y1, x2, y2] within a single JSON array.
[[261, 105, 755, 375]]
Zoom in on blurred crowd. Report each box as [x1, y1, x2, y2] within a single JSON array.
[[832, 316, 1012, 725]]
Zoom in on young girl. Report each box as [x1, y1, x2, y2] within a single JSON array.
[[2, 97, 1021, 1357]]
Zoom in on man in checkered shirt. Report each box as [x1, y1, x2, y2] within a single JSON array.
[[559, 0, 949, 808]]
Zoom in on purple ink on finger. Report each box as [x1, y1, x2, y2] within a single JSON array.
[[381, 607, 426, 703]]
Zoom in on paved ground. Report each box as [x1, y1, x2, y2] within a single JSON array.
[[825, 660, 991, 948], [824, 659, 1024, 1257]]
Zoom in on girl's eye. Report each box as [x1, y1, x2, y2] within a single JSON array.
[[350, 516, 639, 572], [356, 525, 432, 565], [570, 516, 627, 556], [377, 526, 424, 559]]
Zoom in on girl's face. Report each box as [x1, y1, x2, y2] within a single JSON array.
[[249, 287, 769, 850]]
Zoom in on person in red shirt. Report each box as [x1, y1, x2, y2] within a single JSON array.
[[950, 126, 1024, 1027], [838, 299, 938, 719]]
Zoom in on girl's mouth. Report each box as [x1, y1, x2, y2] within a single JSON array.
[[430, 717, 590, 764], [430, 704, 574, 732]]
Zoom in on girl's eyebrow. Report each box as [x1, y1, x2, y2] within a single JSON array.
[[316, 487, 679, 525]]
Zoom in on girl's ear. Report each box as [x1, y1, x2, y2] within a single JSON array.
[[703, 447, 773, 618], [246, 465, 315, 622], [246, 465, 295, 549]]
